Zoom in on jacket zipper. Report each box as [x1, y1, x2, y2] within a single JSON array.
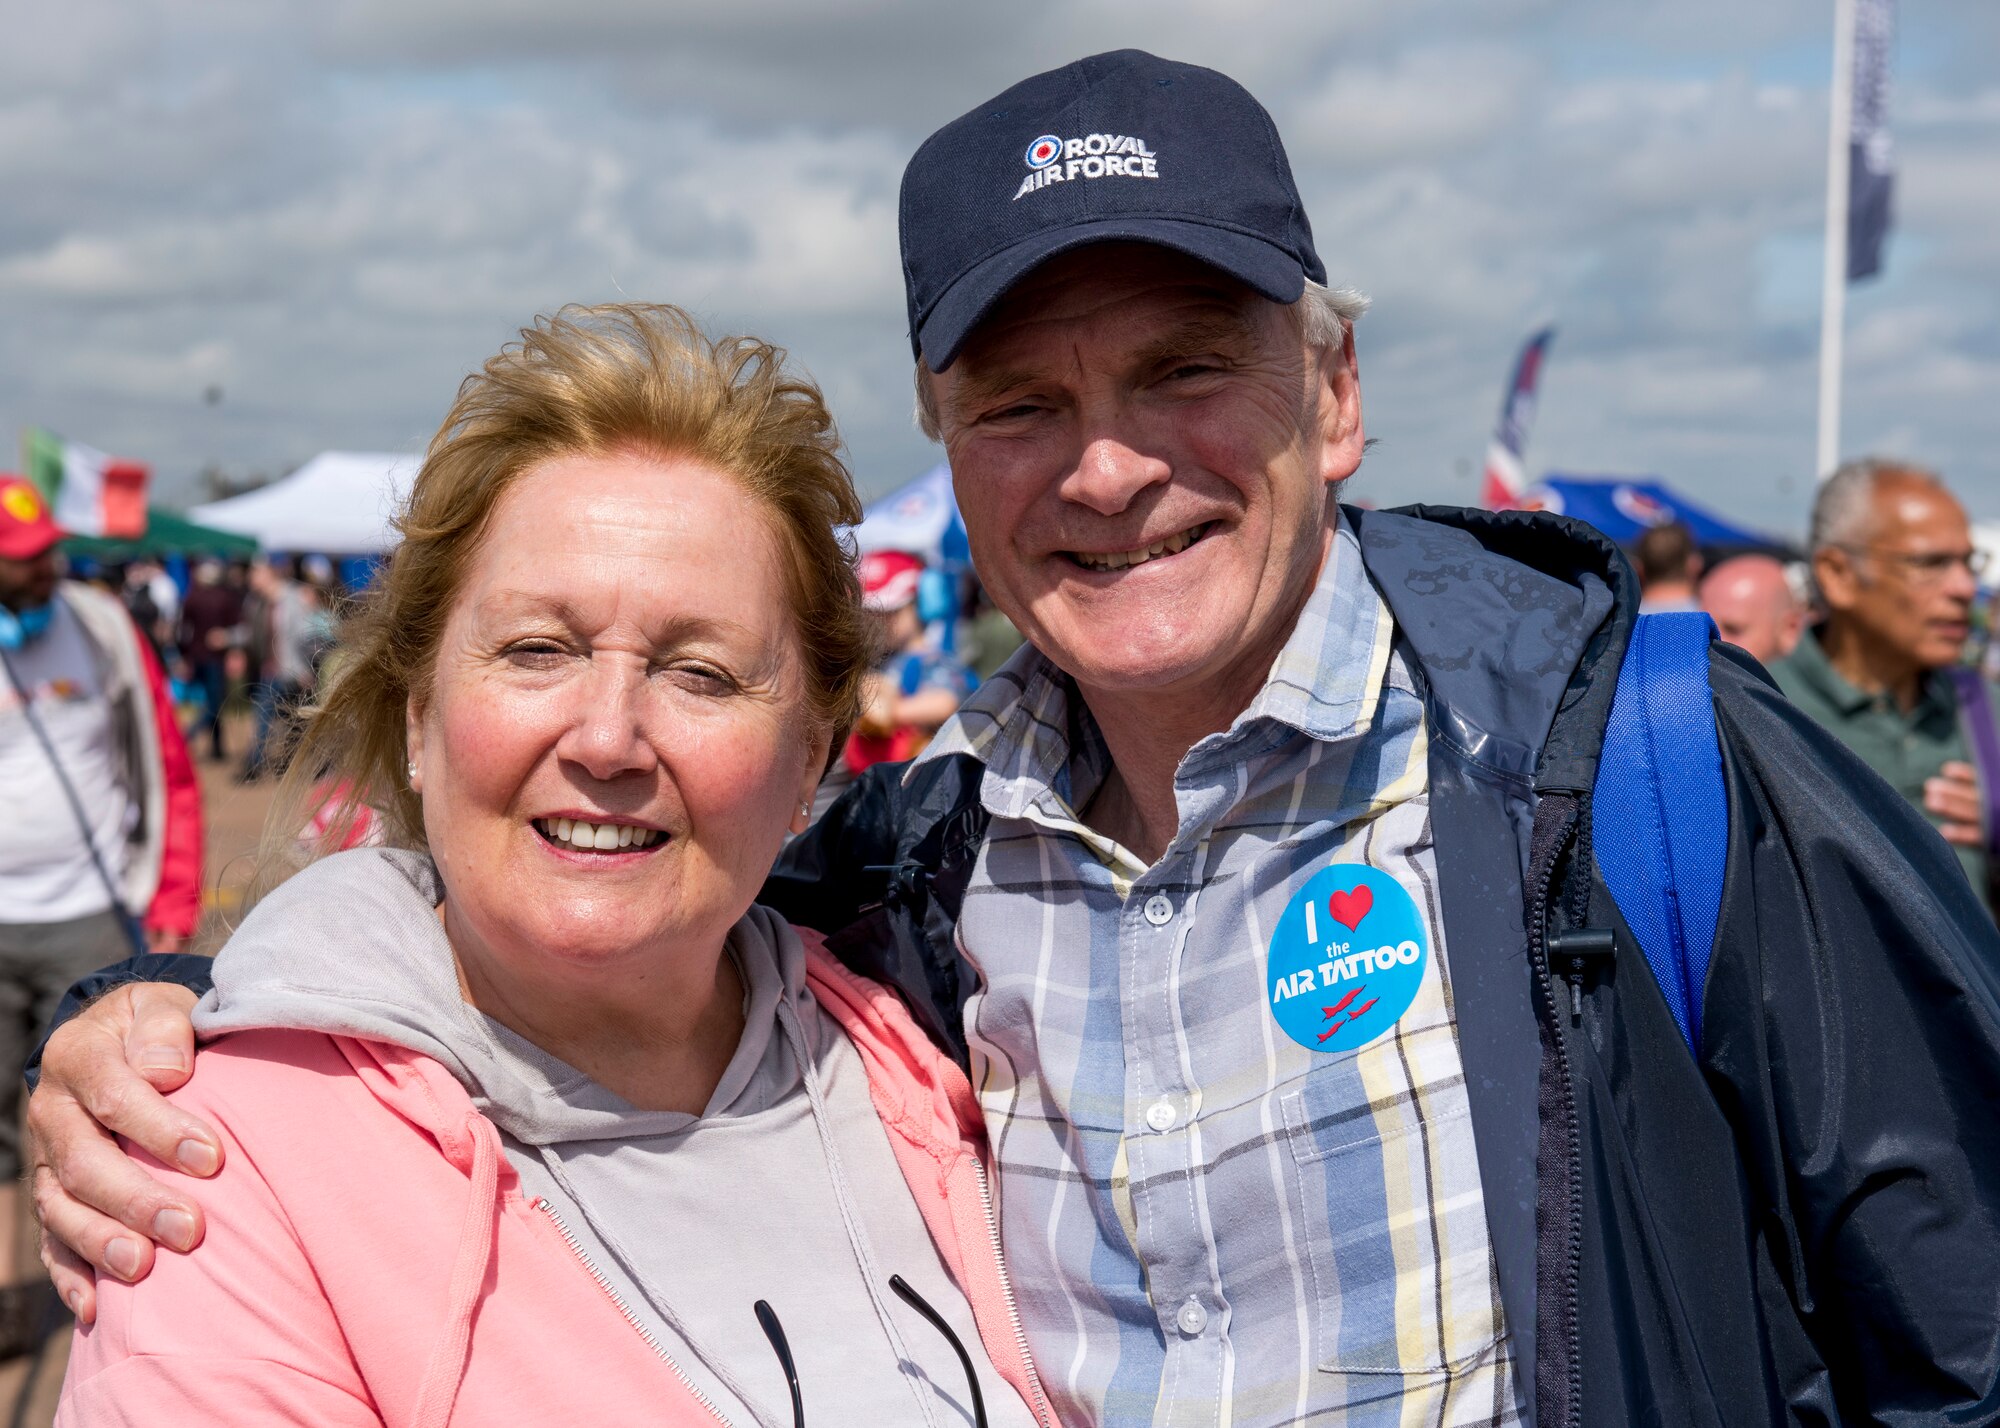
[[1524, 795, 1586, 1428], [531, 1196, 736, 1427], [970, 1158, 1057, 1428]]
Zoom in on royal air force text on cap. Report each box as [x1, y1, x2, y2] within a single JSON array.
[[1015, 133, 1159, 200]]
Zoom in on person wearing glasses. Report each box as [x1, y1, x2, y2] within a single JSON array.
[[1773, 458, 1999, 910], [54, 305, 1043, 1427]]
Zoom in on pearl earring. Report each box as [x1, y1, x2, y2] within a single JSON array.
[[408, 761, 418, 782]]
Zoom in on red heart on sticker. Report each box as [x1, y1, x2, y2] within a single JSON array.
[[1327, 886, 1373, 931]]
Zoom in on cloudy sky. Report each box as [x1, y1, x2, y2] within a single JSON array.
[[3, 0, 1996, 538]]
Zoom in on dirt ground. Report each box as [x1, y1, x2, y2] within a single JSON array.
[[3, 713, 278, 1421], [187, 718, 284, 954]]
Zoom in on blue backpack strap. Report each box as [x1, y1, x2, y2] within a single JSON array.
[[1590, 612, 1728, 1055]]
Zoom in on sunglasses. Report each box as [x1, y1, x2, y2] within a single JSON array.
[[755, 1275, 989, 1428]]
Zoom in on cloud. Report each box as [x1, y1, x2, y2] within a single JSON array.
[[1903, 88, 2000, 126], [306, 0, 1402, 133], [0, 0, 1995, 538], [1289, 47, 1543, 166]]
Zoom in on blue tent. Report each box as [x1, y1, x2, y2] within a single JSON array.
[[1518, 475, 1790, 555], [851, 462, 969, 566]]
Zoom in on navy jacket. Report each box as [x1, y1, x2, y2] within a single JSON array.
[[53, 507, 2000, 1425]]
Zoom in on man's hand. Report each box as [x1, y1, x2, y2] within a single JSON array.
[[144, 927, 186, 955], [1924, 760, 1986, 849], [25, 984, 221, 1324]]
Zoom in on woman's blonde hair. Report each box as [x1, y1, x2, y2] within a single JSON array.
[[260, 303, 867, 888]]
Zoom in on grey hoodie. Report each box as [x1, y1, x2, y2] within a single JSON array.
[[196, 847, 1035, 1428]]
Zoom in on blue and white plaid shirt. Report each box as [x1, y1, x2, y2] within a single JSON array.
[[914, 524, 1521, 1427]]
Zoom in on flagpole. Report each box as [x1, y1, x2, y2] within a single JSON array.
[[1816, 0, 1857, 481]]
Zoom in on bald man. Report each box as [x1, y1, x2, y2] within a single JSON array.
[[1699, 555, 1804, 666]]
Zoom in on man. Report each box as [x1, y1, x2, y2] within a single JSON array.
[[1698, 553, 1804, 666], [236, 557, 319, 783], [1631, 519, 1703, 612], [140, 559, 180, 642], [175, 558, 241, 762], [116, 562, 168, 662], [0, 476, 200, 1351], [1773, 458, 1995, 901], [23, 52, 2000, 1427]]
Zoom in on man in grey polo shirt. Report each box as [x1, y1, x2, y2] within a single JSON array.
[[26, 50, 2000, 1428]]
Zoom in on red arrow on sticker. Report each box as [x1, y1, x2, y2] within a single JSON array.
[[1318, 990, 1377, 1042], [1321, 988, 1361, 1019]]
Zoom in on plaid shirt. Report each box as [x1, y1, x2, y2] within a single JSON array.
[[913, 525, 1520, 1427]]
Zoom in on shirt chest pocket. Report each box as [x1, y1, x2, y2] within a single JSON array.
[[1279, 1072, 1503, 1375]]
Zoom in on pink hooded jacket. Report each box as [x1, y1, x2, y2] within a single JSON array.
[[59, 936, 1055, 1427]]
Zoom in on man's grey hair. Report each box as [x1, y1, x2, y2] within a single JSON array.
[[1808, 456, 1945, 553], [913, 278, 1370, 441]]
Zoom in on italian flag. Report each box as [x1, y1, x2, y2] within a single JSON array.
[[23, 428, 149, 539]]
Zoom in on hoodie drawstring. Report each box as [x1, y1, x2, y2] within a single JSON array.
[[776, 998, 945, 1428], [412, 1112, 501, 1428]]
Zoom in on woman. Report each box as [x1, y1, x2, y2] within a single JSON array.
[[58, 305, 1049, 1428]]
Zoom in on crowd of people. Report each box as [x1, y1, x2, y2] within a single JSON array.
[[145, 556, 341, 783], [1631, 458, 2000, 916], [1, 45, 1997, 1428]]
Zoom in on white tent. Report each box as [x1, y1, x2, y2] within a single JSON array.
[[187, 452, 420, 554]]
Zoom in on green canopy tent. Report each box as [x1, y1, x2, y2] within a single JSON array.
[[61, 506, 259, 563]]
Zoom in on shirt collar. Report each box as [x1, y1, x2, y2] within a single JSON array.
[[911, 520, 1397, 821], [1787, 626, 1957, 720], [1230, 521, 1395, 745]]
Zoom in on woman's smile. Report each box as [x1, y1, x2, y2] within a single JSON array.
[[530, 815, 668, 856]]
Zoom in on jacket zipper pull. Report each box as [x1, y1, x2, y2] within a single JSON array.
[[862, 861, 927, 905], [1547, 928, 1616, 1027]]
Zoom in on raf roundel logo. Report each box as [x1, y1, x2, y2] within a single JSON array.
[[1024, 135, 1063, 169], [1267, 864, 1430, 1055], [1611, 483, 1673, 527]]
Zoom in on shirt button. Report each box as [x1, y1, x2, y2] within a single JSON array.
[[1143, 894, 1174, 926], [1144, 1098, 1178, 1133], [1175, 1299, 1208, 1336]]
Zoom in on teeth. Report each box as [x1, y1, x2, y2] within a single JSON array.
[[1074, 523, 1206, 573], [534, 819, 662, 852]]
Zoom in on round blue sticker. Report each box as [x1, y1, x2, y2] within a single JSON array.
[[1267, 864, 1430, 1054]]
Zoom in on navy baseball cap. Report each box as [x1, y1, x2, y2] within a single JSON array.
[[900, 49, 1325, 371]]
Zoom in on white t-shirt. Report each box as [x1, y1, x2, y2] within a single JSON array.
[[145, 570, 180, 627], [0, 600, 133, 924]]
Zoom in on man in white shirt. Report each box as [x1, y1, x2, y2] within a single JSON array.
[[0, 475, 201, 1352]]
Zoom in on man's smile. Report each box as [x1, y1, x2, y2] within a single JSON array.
[[1064, 521, 1215, 574]]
